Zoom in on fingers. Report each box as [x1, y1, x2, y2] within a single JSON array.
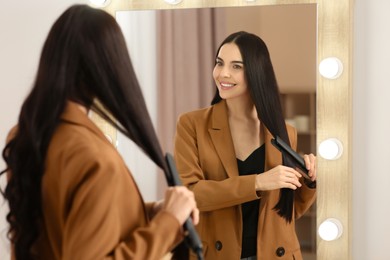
[[303, 153, 317, 181], [280, 167, 302, 188], [284, 165, 302, 179], [303, 153, 316, 170], [163, 186, 198, 226], [191, 207, 200, 225], [281, 169, 302, 189], [256, 165, 302, 191]]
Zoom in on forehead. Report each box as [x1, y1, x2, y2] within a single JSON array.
[[217, 43, 243, 61]]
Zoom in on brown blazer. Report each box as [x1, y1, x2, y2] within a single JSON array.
[[8, 102, 182, 259], [174, 100, 316, 260]]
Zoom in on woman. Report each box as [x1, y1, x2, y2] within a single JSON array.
[[1, 5, 198, 260], [174, 31, 316, 260]]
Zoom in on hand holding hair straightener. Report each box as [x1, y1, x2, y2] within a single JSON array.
[[271, 136, 316, 188], [165, 153, 204, 260]]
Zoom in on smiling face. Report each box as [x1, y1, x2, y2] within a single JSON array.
[[213, 43, 249, 101]]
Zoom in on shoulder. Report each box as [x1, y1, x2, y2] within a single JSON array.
[[285, 123, 298, 150], [50, 122, 122, 169], [176, 106, 214, 128], [178, 106, 213, 120], [286, 123, 297, 137], [46, 122, 128, 192], [177, 101, 227, 124]]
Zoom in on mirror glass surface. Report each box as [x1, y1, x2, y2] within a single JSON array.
[[98, 1, 353, 260], [115, 4, 317, 259]]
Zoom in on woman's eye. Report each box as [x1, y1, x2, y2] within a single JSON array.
[[233, 64, 242, 69], [215, 61, 223, 66]]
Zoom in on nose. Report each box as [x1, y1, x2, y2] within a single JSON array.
[[220, 65, 230, 78]]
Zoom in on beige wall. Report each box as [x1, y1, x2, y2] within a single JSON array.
[[353, 1, 390, 259], [0, 2, 88, 259], [224, 4, 317, 93]]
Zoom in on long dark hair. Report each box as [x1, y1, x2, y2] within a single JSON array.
[[0, 5, 171, 259], [212, 31, 295, 222]]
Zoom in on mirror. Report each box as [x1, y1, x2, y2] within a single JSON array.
[[95, 1, 353, 259], [117, 4, 317, 257]]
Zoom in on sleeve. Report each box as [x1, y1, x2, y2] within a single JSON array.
[[61, 151, 183, 260], [288, 126, 317, 219], [174, 113, 259, 212]]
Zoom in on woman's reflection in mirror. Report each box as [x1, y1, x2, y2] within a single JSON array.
[[174, 31, 316, 260]]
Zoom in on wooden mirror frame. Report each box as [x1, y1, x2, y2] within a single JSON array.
[[96, 1, 353, 259]]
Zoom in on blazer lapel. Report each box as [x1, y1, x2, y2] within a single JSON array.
[[207, 101, 290, 176], [208, 100, 239, 178]]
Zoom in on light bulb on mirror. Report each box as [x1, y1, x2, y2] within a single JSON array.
[[319, 57, 343, 79], [164, 0, 183, 4], [318, 218, 343, 241], [89, 0, 110, 7], [319, 138, 343, 160]]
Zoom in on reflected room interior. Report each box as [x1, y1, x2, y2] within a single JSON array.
[[114, 4, 317, 259], [92, 1, 354, 260]]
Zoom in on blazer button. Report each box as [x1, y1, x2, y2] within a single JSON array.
[[215, 241, 223, 251], [276, 247, 285, 257]]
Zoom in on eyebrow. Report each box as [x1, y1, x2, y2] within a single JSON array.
[[216, 57, 244, 64]]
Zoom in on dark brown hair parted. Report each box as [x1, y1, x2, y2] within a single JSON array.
[[1, 4, 170, 259], [212, 31, 296, 222]]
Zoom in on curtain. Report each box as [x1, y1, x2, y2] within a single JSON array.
[[156, 8, 226, 153], [156, 8, 226, 196]]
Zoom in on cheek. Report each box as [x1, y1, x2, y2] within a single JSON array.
[[212, 67, 219, 80], [240, 74, 248, 87]]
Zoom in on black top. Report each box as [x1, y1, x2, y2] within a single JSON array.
[[237, 144, 265, 258]]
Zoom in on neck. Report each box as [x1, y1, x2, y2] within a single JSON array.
[[68, 100, 88, 115], [226, 95, 257, 120]]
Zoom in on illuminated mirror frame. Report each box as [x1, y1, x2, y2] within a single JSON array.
[[95, 1, 353, 259]]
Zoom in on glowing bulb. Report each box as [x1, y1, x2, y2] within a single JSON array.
[[319, 57, 343, 79], [318, 218, 343, 241], [89, 0, 110, 7], [164, 0, 183, 4], [319, 138, 343, 160]]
